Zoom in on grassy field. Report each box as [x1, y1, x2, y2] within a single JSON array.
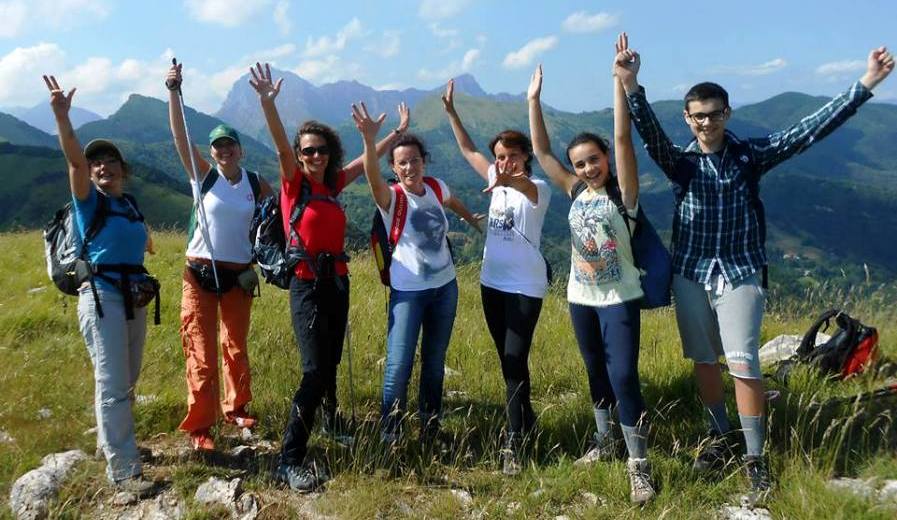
[[1, 230, 896, 519]]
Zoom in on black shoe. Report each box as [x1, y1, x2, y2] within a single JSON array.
[[273, 461, 327, 492], [321, 410, 355, 446], [419, 423, 451, 456], [693, 430, 737, 473], [741, 456, 772, 507], [500, 432, 522, 476]]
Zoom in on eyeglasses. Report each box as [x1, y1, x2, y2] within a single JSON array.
[[687, 108, 729, 124], [88, 157, 120, 168], [299, 145, 330, 157]]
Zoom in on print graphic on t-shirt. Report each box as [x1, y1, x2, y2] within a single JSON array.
[[569, 197, 622, 285], [410, 205, 450, 278], [487, 190, 517, 241]]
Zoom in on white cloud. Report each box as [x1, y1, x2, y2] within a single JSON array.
[[294, 56, 363, 84], [711, 58, 787, 76], [417, 47, 480, 82], [303, 18, 364, 58], [67, 57, 113, 95], [562, 11, 618, 33], [418, 0, 471, 20], [365, 30, 401, 58], [374, 82, 407, 91], [502, 36, 558, 69], [428, 23, 461, 52], [0, 1, 27, 38], [815, 60, 865, 76], [0, 43, 66, 104], [184, 0, 270, 27], [273, 0, 291, 36]]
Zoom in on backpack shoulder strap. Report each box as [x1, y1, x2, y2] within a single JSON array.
[[797, 309, 840, 358], [570, 180, 587, 201], [389, 183, 408, 248], [422, 177, 443, 205], [246, 170, 261, 202], [200, 167, 219, 195], [606, 183, 634, 237], [121, 193, 144, 222]]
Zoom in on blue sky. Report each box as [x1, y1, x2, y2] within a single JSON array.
[[1, 0, 895, 116]]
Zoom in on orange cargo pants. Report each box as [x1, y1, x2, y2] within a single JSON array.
[[178, 267, 253, 433]]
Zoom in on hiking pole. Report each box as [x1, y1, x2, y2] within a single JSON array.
[[345, 320, 357, 425], [169, 57, 220, 293]]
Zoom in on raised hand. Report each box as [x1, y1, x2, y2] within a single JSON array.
[[43, 75, 75, 119], [613, 32, 640, 92], [351, 102, 386, 141], [527, 65, 543, 101], [249, 62, 283, 101], [861, 46, 895, 90], [165, 60, 182, 91], [483, 160, 527, 193], [396, 101, 410, 133], [441, 79, 455, 114]]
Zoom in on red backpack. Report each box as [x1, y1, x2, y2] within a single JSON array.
[[370, 177, 444, 287], [796, 309, 879, 379]]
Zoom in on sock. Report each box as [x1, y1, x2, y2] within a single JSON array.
[[705, 400, 732, 434], [593, 407, 612, 440], [739, 414, 766, 457], [621, 423, 649, 459]]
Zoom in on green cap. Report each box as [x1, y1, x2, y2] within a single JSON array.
[[208, 124, 240, 146], [84, 138, 123, 161]]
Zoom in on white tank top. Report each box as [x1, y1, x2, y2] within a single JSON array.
[[185, 168, 256, 263]]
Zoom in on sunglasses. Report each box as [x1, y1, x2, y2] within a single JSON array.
[[299, 145, 331, 157]]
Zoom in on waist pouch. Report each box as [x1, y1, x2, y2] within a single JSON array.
[[188, 262, 243, 294]]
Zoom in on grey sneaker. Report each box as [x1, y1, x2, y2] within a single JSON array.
[[741, 456, 772, 507], [574, 431, 619, 466], [500, 433, 522, 476], [115, 475, 155, 498], [273, 461, 326, 492], [626, 458, 656, 505], [693, 430, 737, 473]]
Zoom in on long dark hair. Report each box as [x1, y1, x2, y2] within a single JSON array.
[[293, 120, 344, 191]]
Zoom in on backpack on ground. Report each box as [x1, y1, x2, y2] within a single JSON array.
[[250, 175, 348, 289], [370, 177, 450, 287], [795, 309, 879, 379], [571, 181, 672, 309]]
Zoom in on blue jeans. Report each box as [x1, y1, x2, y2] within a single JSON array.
[[381, 279, 458, 435], [78, 284, 147, 482]]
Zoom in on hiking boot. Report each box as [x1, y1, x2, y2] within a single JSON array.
[[224, 407, 257, 429], [321, 410, 355, 446], [273, 461, 327, 492], [627, 458, 656, 505], [500, 432, 522, 476], [693, 430, 737, 473], [190, 429, 215, 452], [115, 475, 155, 498], [419, 423, 451, 456], [741, 456, 772, 507], [574, 431, 620, 466]]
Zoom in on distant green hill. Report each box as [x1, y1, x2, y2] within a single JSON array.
[[0, 142, 191, 230], [0, 112, 58, 149]]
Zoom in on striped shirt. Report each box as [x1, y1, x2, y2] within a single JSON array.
[[626, 81, 873, 285]]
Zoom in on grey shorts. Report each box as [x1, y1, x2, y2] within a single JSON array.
[[672, 272, 765, 379]]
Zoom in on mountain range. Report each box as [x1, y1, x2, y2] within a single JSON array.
[[2, 72, 896, 288]]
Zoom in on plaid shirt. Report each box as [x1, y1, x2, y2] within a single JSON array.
[[626, 81, 873, 285]]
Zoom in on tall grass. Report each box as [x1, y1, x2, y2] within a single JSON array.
[[1, 230, 895, 518]]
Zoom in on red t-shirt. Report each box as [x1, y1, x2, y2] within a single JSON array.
[[280, 168, 348, 280]]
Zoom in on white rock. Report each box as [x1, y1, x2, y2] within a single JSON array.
[[194, 477, 242, 506], [111, 491, 139, 507], [759, 333, 830, 365], [115, 492, 185, 520], [9, 449, 88, 520], [505, 501, 521, 514], [719, 505, 773, 519], [0, 430, 14, 444], [879, 480, 897, 502], [450, 489, 473, 507], [235, 492, 259, 520], [36, 408, 52, 420], [579, 491, 600, 506], [828, 477, 877, 499], [555, 516, 570, 520]]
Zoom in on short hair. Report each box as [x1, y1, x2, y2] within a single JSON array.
[[388, 133, 430, 164], [684, 82, 729, 109], [565, 132, 609, 166], [294, 120, 344, 190], [488, 130, 533, 174]]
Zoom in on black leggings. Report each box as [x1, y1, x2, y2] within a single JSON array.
[[280, 275, 349, 466], [481, 285, 543, 434]]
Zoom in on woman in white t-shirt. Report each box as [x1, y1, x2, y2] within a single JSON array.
[[442, 80, 551, 476], [351, 103, 481, 444], [527, 35, 655, 504]]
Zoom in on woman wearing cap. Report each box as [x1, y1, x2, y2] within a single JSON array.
[[250, 62, 411, 492], [166, 63, 274, 452], [44, 74, 155, 496], [442, 79, 551, 475]]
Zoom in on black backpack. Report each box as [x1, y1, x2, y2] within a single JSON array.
[[796, 309, 879, 379], [250, 176, 348, 289]]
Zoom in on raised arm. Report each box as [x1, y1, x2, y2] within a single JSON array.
[[444, 196, 483, 234], [44, 75, 90, 200], [250, 62, 297, 182], [613, 33, 639, 210], [527, 65, 579, 196], [166, 61, 210, 180], [343, 102, 410, 184], [350, 103, 391, 211], [751, 46, 892, 174], [442, 79, 491, 180]]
